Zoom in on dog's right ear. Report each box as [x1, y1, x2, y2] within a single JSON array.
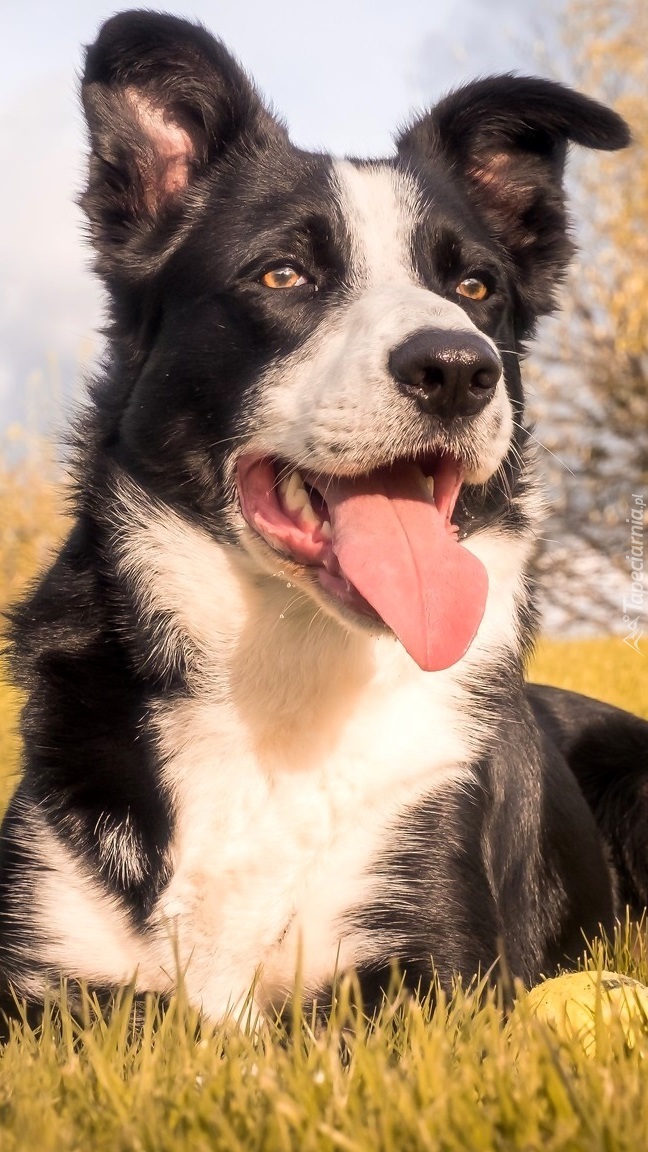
[[82, 11, 284, 280]]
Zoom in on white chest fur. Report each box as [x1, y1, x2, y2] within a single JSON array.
[[150, 632, 473, 1019]]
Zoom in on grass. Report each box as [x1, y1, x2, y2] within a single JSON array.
[[0, 927, 646, 1151], [0, 450, 647, 1149]]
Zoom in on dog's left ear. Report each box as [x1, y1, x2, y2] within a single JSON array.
[[398, 77, 630, 328]]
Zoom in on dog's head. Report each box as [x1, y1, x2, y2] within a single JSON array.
[[81, 12, 628, 671]]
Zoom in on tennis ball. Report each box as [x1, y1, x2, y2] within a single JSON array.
[[510, 970, 648, 1056]]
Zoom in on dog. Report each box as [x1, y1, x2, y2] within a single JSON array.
[[1, 10, 647, 1025]]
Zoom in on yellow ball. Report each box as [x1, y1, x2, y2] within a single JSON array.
[[511, 970, 648, 1056]]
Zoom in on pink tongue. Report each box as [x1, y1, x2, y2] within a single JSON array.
[[324, 464, 488, 672]]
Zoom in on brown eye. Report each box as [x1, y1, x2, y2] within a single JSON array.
[[456, 278, 490, 302], [260, 265, 309, 289]]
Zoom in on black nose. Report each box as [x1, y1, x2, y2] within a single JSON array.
[[389, 329, 501, 419]]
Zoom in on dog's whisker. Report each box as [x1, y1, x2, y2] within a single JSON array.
[[511, 421, 576, 476]]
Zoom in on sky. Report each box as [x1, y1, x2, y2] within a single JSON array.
[[1, 0, 563, 432]]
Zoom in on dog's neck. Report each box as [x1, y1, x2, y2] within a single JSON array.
[[108, 472, 534, 770]]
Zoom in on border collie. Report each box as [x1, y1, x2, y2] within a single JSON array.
[[1, 11, 647, 1024]]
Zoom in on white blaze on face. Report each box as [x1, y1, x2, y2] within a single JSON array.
[[332, 159, 513, 476], [256, 159, 512, 483], [332, 160, 423, 290]]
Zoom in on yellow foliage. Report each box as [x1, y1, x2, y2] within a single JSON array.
[[566, 0, 648, 389], [0, 426, 69, 615], [0, 428, 68, 809], [0, 669, 22, 812]]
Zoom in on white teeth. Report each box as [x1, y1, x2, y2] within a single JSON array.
[[425, 476, 435, 500], [280, 470, 309, 514], [300, 502, 319, 527], [320, 520, 332, 540], [279, 469, 326, 531]]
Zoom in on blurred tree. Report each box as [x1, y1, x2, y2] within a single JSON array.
[[565, 0, 647, 451], [529, 0, 648, 632]]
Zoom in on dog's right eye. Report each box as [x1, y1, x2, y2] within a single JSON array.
[[260, 265, 309, 290]]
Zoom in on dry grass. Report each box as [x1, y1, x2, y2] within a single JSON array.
[[0, 925, 646, 1151], [530, 636, 648, 719]]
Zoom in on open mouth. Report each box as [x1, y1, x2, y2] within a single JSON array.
[[236, 454, 489, 672]]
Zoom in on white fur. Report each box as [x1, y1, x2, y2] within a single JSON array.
[[333, 161, 422, 288], [29, 813, 165, 989], [94, 811, 148, 890]]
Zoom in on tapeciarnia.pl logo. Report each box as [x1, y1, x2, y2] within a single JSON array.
[[623, 493, 645, 654]]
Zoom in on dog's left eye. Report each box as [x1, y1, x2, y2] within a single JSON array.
[[456, 277, 490, 302], [260, 265, 309, 289]]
